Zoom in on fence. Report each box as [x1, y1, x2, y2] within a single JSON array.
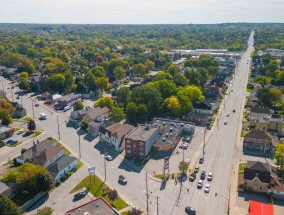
[[19, 191, 47, 212]]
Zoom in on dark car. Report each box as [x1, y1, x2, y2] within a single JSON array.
[[199, 157, 204, 164], [118, 175, 127, 185], [189, 173, 196, 182], [233, 109, 236, 113], [35, 104, 39, 107], [73, 190, 87, 201], [6, 140, 18, 145], [200, 171, 206, 180], [185, 206, 196, 215]]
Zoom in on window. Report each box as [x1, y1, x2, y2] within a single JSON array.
[[127, 140, 131, 144], [139, 152, 144, 156], [260, 187, 262, 191], [127, 150, 131, 154], [133, 150, 136, 153], [139, 147, 144, 151], [127, 145, 131, 149], [139, 142, 144, 146], [133, 144, 136, 148]]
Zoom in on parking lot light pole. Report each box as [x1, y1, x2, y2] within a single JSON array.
[[57, 115, 61, 140], [31, 98, 35, 119], [78, 133, 81, 159], [203, 126, 206, 158], [104, 150, 107, 181]]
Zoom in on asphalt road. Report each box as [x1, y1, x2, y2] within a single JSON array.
[[0, 31, 266, 215]]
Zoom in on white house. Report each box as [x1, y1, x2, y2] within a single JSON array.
[[250, 106, 271, 120], [99, 123, 135, 152], [47, 156, 78, 181]]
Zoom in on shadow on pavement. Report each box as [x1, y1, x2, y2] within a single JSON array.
[[83, 133, 96, 142], [25, 193, 49, 213], [237, 191, 269, 203], [66, 121, 79, 129], [118, 158, 143, 173], [94, 141, 119, 159]]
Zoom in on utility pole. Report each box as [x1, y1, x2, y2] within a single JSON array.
[[20, 90, 23, 106], [156, 196, 159, 215], [57, 115, 60, 140], [78, 133, 81, 159], [10, 87, 13, 101], [203, 126, 206, 158], [146, 172, 149, 215], [104, 150, 107, 181], [31, 98, 35, 119], [227, 183, 231, 215], [1, 79, 4, 91]]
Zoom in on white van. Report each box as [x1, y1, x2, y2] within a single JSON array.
[[39, 113, 47, 120], [63, 105, 72, 112]]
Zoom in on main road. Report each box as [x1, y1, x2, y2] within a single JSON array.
[[1, 31, 254, 215]]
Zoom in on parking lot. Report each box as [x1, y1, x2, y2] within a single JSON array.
[[144, 126, 206, 175]]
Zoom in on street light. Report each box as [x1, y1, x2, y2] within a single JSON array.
[[104, 150, 107, 181], [57, 115, 61, 140], [31, 98, 35, 119], [78, 133, 81, 159]]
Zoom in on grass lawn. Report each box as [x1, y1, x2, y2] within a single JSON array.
[[70, 175, 128, 211], [238, 163, 246, 175], [17, 116, 32, 123], [31, 130, 43, 138], [121, 212, 129, 215], [7, 141, 23, 147]]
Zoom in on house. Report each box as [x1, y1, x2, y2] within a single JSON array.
[[192, 102, 214, 115], [99, 123, 135, 152], [125, 124, 160, 158], [15, 139, 57, 164], [182, 112, 211, 125], [203, 86, 221, 101], [0, 182, 12, 198], [250, 106, 271, 120], [248, 200, 274, 215], [11, 102, 27, 118], [249, 115, 284, 136], [69, 109, 87, 126], [0, 66, 7, 74], [48, 155, 78, 181], [0, 127, 14, 139], [57, 93, 81, 107], [4, 68, 17, 78], [81, 107, 110, 137], [65, 197, 117, 215], [32, 146, 64, 167], [243, 161, 271, 193], [243, 130, 273, 153]]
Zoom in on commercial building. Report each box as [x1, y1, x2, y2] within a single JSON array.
[[248, 200, 274, 215], [57, 93, 81, 107], [65, 197, 119, 215], [125, 124, 160, 158]]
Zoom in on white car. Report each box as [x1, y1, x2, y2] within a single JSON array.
[[197, 180, 203, 189], [17, 129, 24, 135], [207, 172, 213, 181], [105, 155, 113, 161], [185, 159, 190, 165], [204, 184, 210, 193]]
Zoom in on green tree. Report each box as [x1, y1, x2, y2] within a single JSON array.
[[73, 100, 84, 110], [269, 88, 282, 105], [274, 142, 284, 172], [128, 208, 143, 215], [184, 60, 192, 68], [64, 71, 74, 90], [144, 59, 155, 71], [35, 207, 54, 215], [59, 50, 70, 62], [257, 88, 273, 107], [177, 85, 204, 106], [1, 110, 13, 126], [117, 87, 131, 109], [162, 96, 181, 116], [114, 66, 126, 81], [179, 161, 189, 174], [133, 64, 146, 77], [153, 72, 173, 81], [46, 74, 65, 92], [109, 107, 126, 122], [108, 189, 118, 204], [28, 119, 36, 131], [167, 64, 179, 77], [174, 74, 189, 87], [0, 196, 21, 215], [94, 97, 114, 109], [84, 71, 96, 91], [91, 66, 105, 78], [126, 102, 148, 123], [0, 51, 21, 68], [95, 77, 109, 94]]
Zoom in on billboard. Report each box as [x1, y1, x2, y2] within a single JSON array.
[[164, 157, 170, 170], [88, 166, 96, 175]]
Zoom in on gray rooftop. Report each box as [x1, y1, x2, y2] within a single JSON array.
[[48, 156, 77, 179], [126, 124, 159, 141]]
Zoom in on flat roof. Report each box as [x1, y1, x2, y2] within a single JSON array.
[[126, 124, 159, 141], [65, 197, 117, 215]]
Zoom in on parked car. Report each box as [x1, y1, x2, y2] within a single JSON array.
[[105, 155, 113, 161], [226, 113, 229, 117], [185, 159, 190, 165], [39, 113, 47, 120], [197, 180, 203, 189], [194, 166, 199, 173], [207, 172, 213, 181], [17, 129, 24, 135], [185, 206, 196, 215], [0, 141, 5, 148], [204, 183, 210, 193], [63, 105, 72, 112], [200, 171, 206, 180], [118, 175, 127, 185], [233, 109, 236, 113], [224, 121, 227, 125], [73, 189, 88, 200], [199, 157, 204, 164], [6, 140, 18, 145], [16, 96, 20, 99], [35, 103, 39, 107], [189, 173, 196, 182]]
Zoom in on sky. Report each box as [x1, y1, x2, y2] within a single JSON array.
[[0, 0, 283, 24]]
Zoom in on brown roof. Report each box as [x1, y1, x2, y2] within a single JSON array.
[[247, 161, 271, 172], [244, 130, 272, 140], [86, 107, 110, 119], [112, 124, 135, 139], [32, 146, 64, 166]]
